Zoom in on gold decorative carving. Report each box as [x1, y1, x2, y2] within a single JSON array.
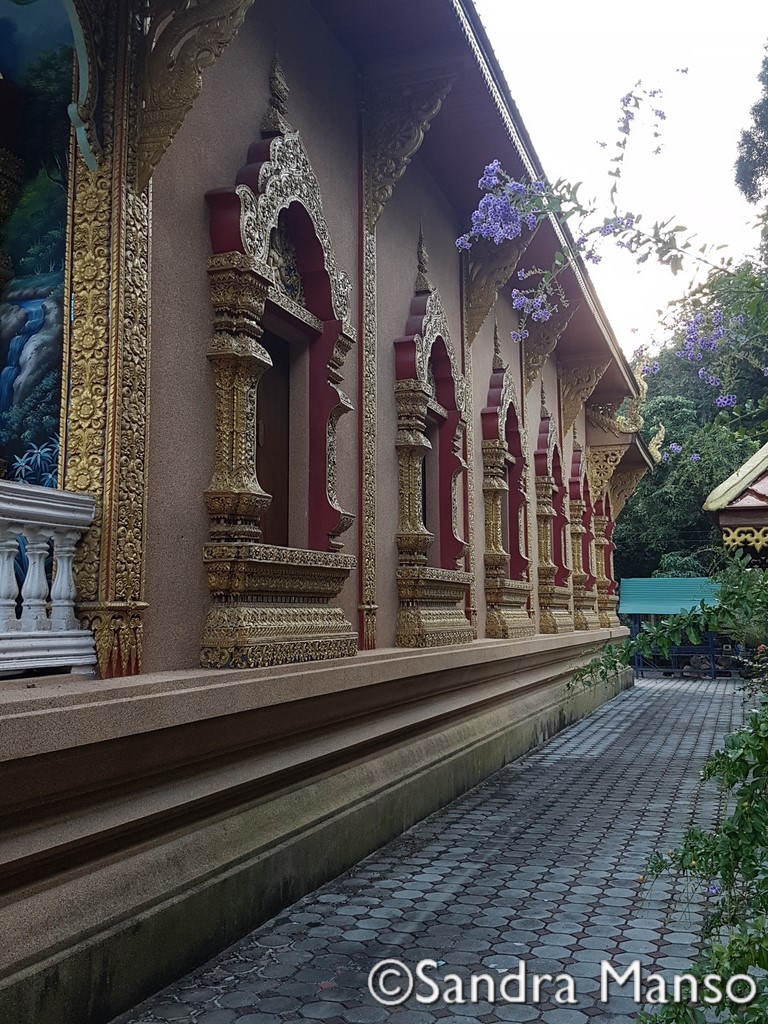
[[201, 545, 356, 667], [722, 526, 768, 553], [610, 468, 648, 518], [64, 1, 152, 677], [585, 445, 629, 503], [648, 423, 666, 463], [363, 67, 457, 230], [235, 133, 353, 332], [466, 234, 536, 345], [585, 403, 623, 436], [67, 0, 107, 169], [523, 306, 574, 394], [593, 512, 620, 628], [558, 359, 610, 434], [268, 215, 305, 305], [137, 0, 256, 192], [395, 568, 474, 648], [615, 366, 647, 433], [481, 328, 534, 638]]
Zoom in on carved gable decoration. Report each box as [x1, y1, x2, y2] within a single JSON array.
[[364, 66, 458, 230], [466, 234, 537, 345], [585, 445, 629, 502], [138, 0, 256, 192], [559, 359, 610, 435], [610, 468, 648, 517], [523, 305, 575, 394]]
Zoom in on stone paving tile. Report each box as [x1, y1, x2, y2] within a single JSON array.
[[114, 678, 743, 1024]]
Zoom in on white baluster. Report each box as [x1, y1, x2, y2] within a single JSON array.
[[50, 529, 80, 631], [20, 529, 52, 632], [0, 526, 21, 632]]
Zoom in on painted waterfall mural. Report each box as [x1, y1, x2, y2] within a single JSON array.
[[0, 0, 73, 486]]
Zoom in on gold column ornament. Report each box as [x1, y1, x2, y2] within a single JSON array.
[[358, 65, 456, 647], [137, 0, 257, 192], [63, 0, 152, 676], [568, 444, 600, 631], [558, 358, 610, 435], [523, 305, 575, 394], [593, 512, 615, 628], [534, 411, 573, 634]]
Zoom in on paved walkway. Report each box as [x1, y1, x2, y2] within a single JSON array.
[[116, 678, 744, 1024]]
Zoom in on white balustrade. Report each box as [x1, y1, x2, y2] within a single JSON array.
[[0, 481, 97, 677]]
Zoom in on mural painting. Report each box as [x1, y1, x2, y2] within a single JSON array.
[[0, 0, 73, 487]]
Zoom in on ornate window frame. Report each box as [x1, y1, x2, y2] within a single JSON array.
[[568, 445, 600, 630], [534, 407, 574, 634], [480, 331, 534, 638], [393, 238, 473, 648], [200, 90, 358, 668]]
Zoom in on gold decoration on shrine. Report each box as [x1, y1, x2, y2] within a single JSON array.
[[615, 367, 647, 433], [558, 359, 611, 434], [465, 234, 536, 344], [722, 526, 768, 553], [137, 0, 256, 192], [523, 306, 575, 394], [609, 468, 648, 518], [648, 422, 666, 463], [585, 445, 629, 502], [585, 403, 623, 436], [363, 65, 457, 230]]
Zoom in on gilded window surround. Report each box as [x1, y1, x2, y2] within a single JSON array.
[[481, 328, 534, 639], [200, 78, 358, 669], [394, 237, 473, 648], [534, 406, 573, 635], [568, 443, 600, 631]]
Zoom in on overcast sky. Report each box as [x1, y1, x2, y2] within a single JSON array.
[[472, 0, 768, 354]]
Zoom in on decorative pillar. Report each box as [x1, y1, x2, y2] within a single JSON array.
[[593, 509, 614, 628]]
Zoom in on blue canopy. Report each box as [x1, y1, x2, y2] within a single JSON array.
[[618, 577, 719, 616]]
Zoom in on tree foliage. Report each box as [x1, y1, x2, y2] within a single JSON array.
[[736, 47, 768, 204]]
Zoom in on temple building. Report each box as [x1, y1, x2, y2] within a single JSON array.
[[704, 439, 768, 566], [0, 1, 655, 1021]]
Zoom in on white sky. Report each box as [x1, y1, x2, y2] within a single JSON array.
[[473, 0, 768, 354]]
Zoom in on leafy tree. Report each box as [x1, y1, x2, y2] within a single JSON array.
[[736, 46, 768, 204]]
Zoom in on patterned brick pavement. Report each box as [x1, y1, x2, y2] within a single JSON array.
[[115, 677, 744, 1024]]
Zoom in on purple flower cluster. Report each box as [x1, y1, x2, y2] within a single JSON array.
[[456, 168, 547, 250], [598, 215, 635, 237], [668, 442, 682, 454], [698, 367, 721, 387], [510, 289, 555, 323], [716, 395, 738, 408], [690, 453, 701, 463], [641, 361, 660, 375]]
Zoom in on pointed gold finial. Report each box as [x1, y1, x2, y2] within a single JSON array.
[[262, 55, 291, 135], [415, 223, 432, 292], [540, 379, 549, 417], [492, 320, 504, 371]]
